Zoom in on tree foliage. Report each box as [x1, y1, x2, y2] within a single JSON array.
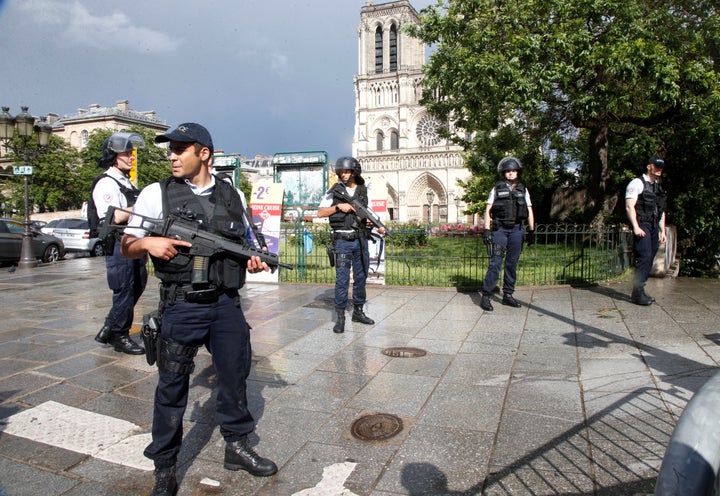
[[2, 134, 82, 215], [409, 0, 720, 275]]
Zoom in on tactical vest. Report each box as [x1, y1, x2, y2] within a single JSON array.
[[490, 181, 529, 227], [87, 173, 139, 237], [635, 178, 666, 223], [151, 177, 247, 290], [328, 183, 368, 231]]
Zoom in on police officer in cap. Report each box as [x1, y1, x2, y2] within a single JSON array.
[[91, 132, 147, 355], [625, 157, 667, 305], [121, 123, 277, 495], [318, 156, 385, 333], [480, 157, 535, 311]]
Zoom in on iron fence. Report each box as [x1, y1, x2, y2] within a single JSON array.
[[276, 223, 634, 288]]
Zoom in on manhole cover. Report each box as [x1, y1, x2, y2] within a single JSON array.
[[382, 347, 427, 358], [351, 413, 403, 441]]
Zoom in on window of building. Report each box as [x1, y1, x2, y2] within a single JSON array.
[[376, 131, 384, 151], [389, 24, 398, 72], [375, 26, 383, 73], [81, 130, 89, 149], [390, 130, 399, 150]]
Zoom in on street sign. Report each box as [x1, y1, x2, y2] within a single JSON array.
[[13, 166, 33, 175]]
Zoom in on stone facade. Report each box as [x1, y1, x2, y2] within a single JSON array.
[[49, 100, 169, 151], [353, 0, 470, 223]]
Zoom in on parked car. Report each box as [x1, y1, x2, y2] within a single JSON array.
[[40, 218, 61, 234], [46, 218, 105, 257], [0, 219, 65, 263]]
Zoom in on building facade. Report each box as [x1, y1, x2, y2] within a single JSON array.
[[49, 100, 169, 150], [353, 0, 470, 223]]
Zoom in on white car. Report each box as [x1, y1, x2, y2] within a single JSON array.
[[45, 218, 105, 257]]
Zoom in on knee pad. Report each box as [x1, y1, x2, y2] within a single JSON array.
[[336, 252, 352, 269], [157, 336, 199, 375]]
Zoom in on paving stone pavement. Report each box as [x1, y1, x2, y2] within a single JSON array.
[[0, 256, 719, 496]]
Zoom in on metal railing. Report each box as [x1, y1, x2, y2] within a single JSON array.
[[277, 223, 634, 288]]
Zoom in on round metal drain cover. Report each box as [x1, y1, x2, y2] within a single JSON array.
[[351, 413, 404, 441], [382, 347, 427, 358]]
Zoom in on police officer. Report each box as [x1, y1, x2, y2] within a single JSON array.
[[120, 123, 277, 495], [317, 156, 385, 333], [625, 157, 667, 305], [480, 157, 535, 311], [92, 132, 147, 355]]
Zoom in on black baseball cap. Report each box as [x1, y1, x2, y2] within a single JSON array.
[[647, 157, 665, 168], [155, 123, 214, 154]]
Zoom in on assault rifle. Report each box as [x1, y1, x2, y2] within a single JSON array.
[[332, 189, 390, 235], [101, 206, 293, 274]]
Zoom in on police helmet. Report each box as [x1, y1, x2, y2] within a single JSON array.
[[97, 132, 145, 169], [497, 156, 522, 173], [334, 156, 365, 185]]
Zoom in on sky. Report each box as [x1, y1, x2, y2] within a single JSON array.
[[0, 0, 436, 161]]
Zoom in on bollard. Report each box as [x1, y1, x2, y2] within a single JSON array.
[[655, 371, 720, 495]]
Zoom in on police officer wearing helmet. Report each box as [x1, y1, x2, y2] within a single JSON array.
[[120, 123, 277, 495], [91, 132, 148, 355], [480, 157, 535, 311], [318, 156, 386, 333], [625, 157, 667, 305]]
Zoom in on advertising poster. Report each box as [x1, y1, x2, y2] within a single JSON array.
[[366, 184, 387, 285], [247, 180, 284, 283]]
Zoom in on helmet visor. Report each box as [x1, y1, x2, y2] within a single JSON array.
[[107, 132, 145, 153]]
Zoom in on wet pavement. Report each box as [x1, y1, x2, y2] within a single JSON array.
[[1, 256, 719, 496]]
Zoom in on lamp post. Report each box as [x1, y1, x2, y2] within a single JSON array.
[[0, 106, 52, 269], [426, 189, 435, 224]]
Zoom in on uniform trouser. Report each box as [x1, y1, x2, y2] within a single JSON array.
[[633, 221, 660, 289], [144, 292, 254, 469], [482, 224, 525, 295], [104, 241, 148, 335], [334, 238, 367, 311]]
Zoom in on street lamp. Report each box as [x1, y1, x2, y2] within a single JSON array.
[[426, 189, 435, 224], [0, 106, 53, 269]]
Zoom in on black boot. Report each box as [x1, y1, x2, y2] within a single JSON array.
[[151, 466, 177, 496], [480, 293, 493, 311], [108, 333, 145, 355], [224, 438, 278, 476], [631, 287, 653, 306], [333, 309, 345, 334], [502, 293, 522, 308], [94, 325, 111, 344], [351, 304, 374, 325]]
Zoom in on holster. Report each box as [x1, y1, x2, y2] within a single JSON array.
[[141, 312, 161, 366], [326, 243, 336, 267]]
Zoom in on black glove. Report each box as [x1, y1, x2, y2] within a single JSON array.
[[526, 229, 535, 246], [483, 230, 493, 245]]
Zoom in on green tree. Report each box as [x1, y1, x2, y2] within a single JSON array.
[[3, 134, 82, 214], [409, 0, 720, 223]]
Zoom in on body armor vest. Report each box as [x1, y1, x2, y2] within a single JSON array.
[[328, 183, 369, 231], [635, 178, 666, 223], [490, 181, 529, 227], [151, 177, 247, 290]]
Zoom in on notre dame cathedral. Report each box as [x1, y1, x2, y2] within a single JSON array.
[[353, 0, 471, 224]]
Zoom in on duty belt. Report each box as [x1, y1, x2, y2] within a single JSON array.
[[332, 231, 359, 241], [160, 283, 223, 304]]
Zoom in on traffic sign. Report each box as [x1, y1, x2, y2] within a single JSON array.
[[13, 166, 33, 175]]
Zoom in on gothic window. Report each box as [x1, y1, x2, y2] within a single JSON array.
[[376, 131, 384, 151], [390, 130, 399, 150], [389, 25, 397, 71], [416, 115, 443, 146], [375, 27, 383, 73]]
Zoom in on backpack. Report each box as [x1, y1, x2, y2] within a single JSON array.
[[87, 173, 138, 238]]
